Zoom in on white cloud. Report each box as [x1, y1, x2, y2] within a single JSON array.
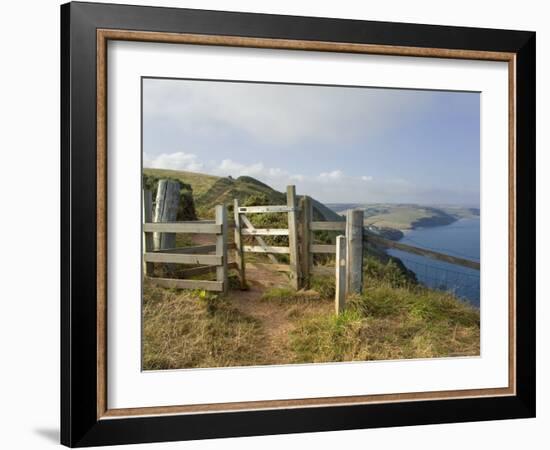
[[142, 152, 476, 205], [319, 170, 343, 181], [144, 152, 203, 172]]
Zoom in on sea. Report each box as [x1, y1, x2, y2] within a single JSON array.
[[387, 217, 480, 307]]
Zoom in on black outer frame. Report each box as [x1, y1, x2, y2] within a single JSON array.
[[60, 1, 536, 447]]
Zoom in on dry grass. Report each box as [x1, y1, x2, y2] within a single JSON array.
[[142, 260, 480, 369], [289, 280, 480, 363], [142, 280, 264, 370]]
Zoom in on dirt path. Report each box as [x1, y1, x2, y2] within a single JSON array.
[[188, 233, 330, 364], [227, 265, 295, 364]]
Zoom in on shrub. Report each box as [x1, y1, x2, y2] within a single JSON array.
[[363, 256, 413, 288]]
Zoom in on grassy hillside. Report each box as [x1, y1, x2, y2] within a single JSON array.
[[143, 168, 219, 196], [143, 167, 342, 220], [142, 255, 479, 369], [195, 175, 287, 218]]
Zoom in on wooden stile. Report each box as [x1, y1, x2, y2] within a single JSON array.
[[335, 235, 346, 314], [346, 209, 364, 294], [142, 200, 230, 293], [286, 185, 301, 289], [301, 196, 312, 288], [142, 190, 154, 276], [215, 205, 228, 294], [233, 199, 246, 289], [153, 179, 180, 250]]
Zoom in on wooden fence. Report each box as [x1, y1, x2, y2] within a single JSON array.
[[300, 196, 364, 295], [142, 190, 234, 293], [299, 195, 480, 313], [233, 185, 300, 289], [144, 181, 480, 315]]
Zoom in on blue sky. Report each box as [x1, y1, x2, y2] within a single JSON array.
[[143, 78, 480, 206]]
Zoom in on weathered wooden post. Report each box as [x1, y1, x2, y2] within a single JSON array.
[[346, 209, 364, 294], [300, 195, 312, 289], [153, 179, 180, 250], [233, 199, 246, 289], [335, 235, 347, 314], [287, 185, 300, 289], [142, 189, 154, 276], [215, 204, 228, 294]]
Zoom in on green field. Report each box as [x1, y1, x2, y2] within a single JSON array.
[[347, 204, 479, 230]]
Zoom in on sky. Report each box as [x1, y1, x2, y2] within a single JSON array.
[[143, 78, 480, 206]]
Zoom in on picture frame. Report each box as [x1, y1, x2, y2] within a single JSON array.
[[60, 1, 535, 447]]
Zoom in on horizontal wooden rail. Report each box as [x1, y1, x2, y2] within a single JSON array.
[[144, 222, 221, 234], [310, 221, 346, 231], [238, 205, 297, 214], [152, 244, 217, 254], [366, 234, 480, 270], [147, 277, 224, 291], [144, 252, 222, 265], [243, 245, 290, 254], [241, 228, 289, 236], [310, 244, 336, 254], [152, 243, 236, 254]]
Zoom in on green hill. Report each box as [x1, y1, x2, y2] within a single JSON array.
[[143, 168, 218, 196], [143, 167, 343, 221], [194, 175, 286, 218]]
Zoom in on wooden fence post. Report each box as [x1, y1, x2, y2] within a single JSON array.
[[233, 199, 246, 289], [142, 189, 154, 276], [287, 185, 300, 289], [335, 235, 346, 314], [346, 209, 364, 294], [215, 204, 228, 294], [153, 179, 180, 250], [300, 196, 312, 289]]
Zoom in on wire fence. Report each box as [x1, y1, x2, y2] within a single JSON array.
[[388, 249, 480, 306]]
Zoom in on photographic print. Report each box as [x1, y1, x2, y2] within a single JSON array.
[[62, 5, 535, 444], [141, 78, 481, 370]]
